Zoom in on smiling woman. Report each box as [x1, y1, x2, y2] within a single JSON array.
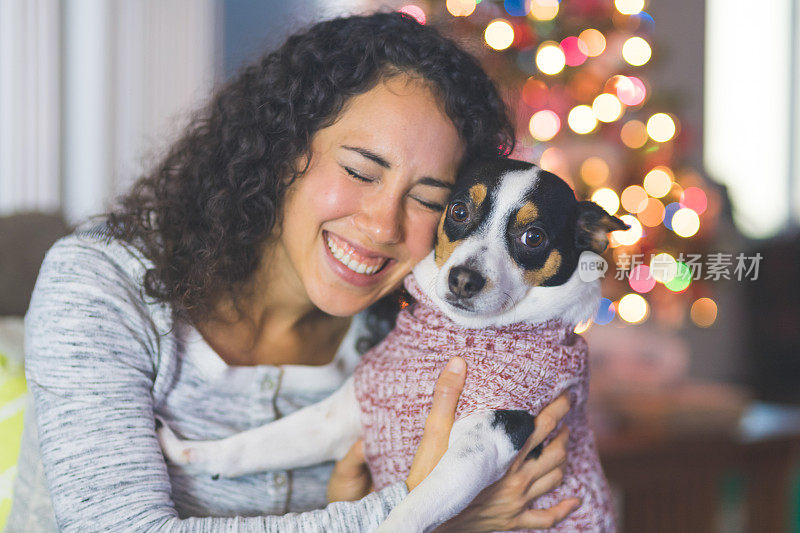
[[7, 11, 577, 533]]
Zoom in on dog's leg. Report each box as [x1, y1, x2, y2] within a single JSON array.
[[376, 409, 536, 533], [157, 377, 361, 478]]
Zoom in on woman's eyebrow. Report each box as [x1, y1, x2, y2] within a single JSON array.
[[341, 145, 453, 189]]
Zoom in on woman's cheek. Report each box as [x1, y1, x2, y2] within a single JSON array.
[[408, 212, 441, 261]]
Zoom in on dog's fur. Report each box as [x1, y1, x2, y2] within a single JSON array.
[[157, 159, 626, 531]]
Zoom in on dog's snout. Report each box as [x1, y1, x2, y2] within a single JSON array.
[[448, 266, 486, 299]]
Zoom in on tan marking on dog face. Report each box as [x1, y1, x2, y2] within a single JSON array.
[[434, 215, 459, 267], [515, 203, 539, 226], [469, 184, 487, 207], [523, 249, 562, 286]]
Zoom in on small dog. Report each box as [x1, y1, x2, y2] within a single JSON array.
[[158, 158, 625, 531]]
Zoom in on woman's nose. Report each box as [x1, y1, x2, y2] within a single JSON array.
[[353, 194, 404, 245]]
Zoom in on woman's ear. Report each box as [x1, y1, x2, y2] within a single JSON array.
[[574, 201, 629, 254]]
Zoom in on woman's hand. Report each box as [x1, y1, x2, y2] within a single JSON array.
[[327, 439, 374, 502], [407, 356, 580, 531]]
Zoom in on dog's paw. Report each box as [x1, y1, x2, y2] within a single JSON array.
[[155, 417, 200, 466]]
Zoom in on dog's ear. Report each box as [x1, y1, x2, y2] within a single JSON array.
[[574, 201, 629, 254]]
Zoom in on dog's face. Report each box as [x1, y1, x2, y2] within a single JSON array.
[[413, 158, 627, 328]]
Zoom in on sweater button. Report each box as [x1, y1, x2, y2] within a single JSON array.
[[262, 376, 275, 390], [274, 472, 287, 486]]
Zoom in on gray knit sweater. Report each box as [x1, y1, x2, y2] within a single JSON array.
[[5, 228, 407, 532]]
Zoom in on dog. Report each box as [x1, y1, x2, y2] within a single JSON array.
[[158, 158, 626, 531]]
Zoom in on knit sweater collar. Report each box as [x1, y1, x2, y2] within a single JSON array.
[[402, 274, 571, 338]]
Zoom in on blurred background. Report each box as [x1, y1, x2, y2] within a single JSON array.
[[0, 0, 798, 530]]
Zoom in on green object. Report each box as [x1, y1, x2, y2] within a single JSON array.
[[0, 351, 27, 531]]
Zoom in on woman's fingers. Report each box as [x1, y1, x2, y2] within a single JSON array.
[[517, 426, 569, 491], [327, 439, 372, 502], [512, 498, 582, 530], [509, 393, 570, 473], [406, 356, 467, 490]]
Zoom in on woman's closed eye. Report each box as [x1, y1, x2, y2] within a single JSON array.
[[343, 166, 376, 183], [411, 196, 445, 212]]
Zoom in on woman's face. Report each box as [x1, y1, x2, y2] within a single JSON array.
[[277, 75, 465, 317]]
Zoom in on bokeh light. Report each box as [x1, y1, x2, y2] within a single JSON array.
[[680, 187, 708, 215], [528, 0, 559, 21], [621, 185, 648, 213], [522, 78, 549, 108], [629, 265, 656, 293], [591, 188, 620, 215], [672, 208, 700, 237], [536, 42, 567, 75], [618, 293, 649, 323], [595, 298, 616, 325], [615, 0, 645, 16], [446, 0, 477, 17], [662, 202, 682, 231], [638, 197, 665, 226], [665, 262, 692, 292], [580, 157, 610, 186], [504, 0, 529, 17], [613, 214, 643, 245], [620, 119, 648, 148], [574, 320, 593, 334], [561, 36, 589, 66], [622, 36, 652, 66], [650, 252, 678, 283], [529, 110, 561, 141], [690, 297, 718, 328], [615, 76, 647, 106], [643, 166, 673, 197], [647, 113, 677, 142], [539, 147, 568, 176], [567, 105, 597, 134], [579, 29, 606, 57], [592, 93, 624, 122], [399, 5, 426, 24], [485, 19, 515, 51]]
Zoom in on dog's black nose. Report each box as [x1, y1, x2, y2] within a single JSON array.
[[448, 266, 486, 299]]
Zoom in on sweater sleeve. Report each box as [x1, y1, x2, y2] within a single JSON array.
[[24, 237, 407, 532]]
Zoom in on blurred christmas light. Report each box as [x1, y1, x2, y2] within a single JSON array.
[[561, 36, 589, 66], [613, 214, 643, 245], [522, 78, 549, 107], [638, 197, 665, 226], [629, 265, 656, 293], [485, 19, 515, 51], [665, 262, 692, 292], [579, 29, 606, 56], [620, 119, 648, 148], [592, 93, 624, 122], [643, 166, 673, 197], [595, 298, 616, 325], [399, 5, 426, 24], [672, 207, 700, 237], [446, 0, 477, 17], [580, 156, 610, 186], [528, 0, 559, 21], [529, 110, 561, 141], [567, 105, 597, 133], [690, 297, 718, 328], [680, 186, 708, 215], [650, 253, 678, 283], [536, 42, 567, 75], [539, 147, 568, 176], [647, 113, 676, 142], [591, 188, 620, 215], [663, 202, 682, 231], [504, 0, 529, 17], [615, 0, 645, 16], [618, 293, 649, 323], [621, 185, 648, 213], [613, 75, 646, 106], [622, 36, 652, 66]]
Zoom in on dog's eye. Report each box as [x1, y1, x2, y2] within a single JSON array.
[[448, 201, 469, 222], [521, 228, 545, 247]]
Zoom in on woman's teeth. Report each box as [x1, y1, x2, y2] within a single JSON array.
[[326, 234, 387, 275]]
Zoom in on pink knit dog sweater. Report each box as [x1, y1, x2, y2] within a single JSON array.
[[353, 275, 615, 532]]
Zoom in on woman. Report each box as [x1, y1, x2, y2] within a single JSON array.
[[8, 12, 579, 531]]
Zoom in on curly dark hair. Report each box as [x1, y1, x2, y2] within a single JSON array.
[[106, 11, 515, 321]]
